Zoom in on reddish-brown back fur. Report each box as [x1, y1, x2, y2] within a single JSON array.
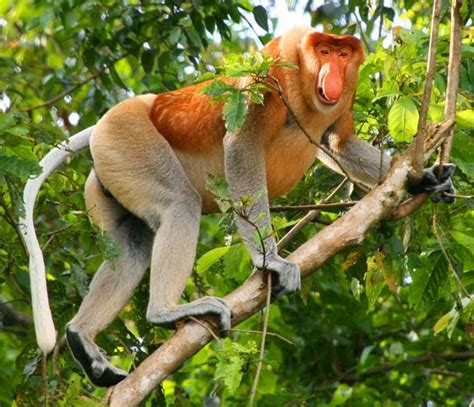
[[150, 82, 225, 153]]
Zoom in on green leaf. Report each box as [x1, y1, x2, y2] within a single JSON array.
[[434, 297, 471, 337], [185, 26, 202, 48], [359, 345, 375, 367], [351, 277, 363, 301], [408, 252, 448, 309], [331, 384, 353, 405], [252, 5, 269, 32], [365, 255, 385, 312], [215, 355, 244, 394], [141, 48, 155, 74], [195, 72, 216, 83], [389, 341, 403, 356], [388, 96, 419, 142], [428, 103, 444, 122], [0, 151, 41, 178], [451, 132, 474, 178], [0, 113, 16, 133], [223, 244, 252, 283], [205, 174, 232, 212], [222, 90, 248, 132], [201, 80, 233, 98], [382, 6, 395, 21], [372, 90, 400, 102], [456, 109, 474, 129], [196, 247, 229, 274], [433, 312, 451, 335]]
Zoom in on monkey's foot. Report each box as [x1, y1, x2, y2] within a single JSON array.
[[408, 164, 456, 203], [66, 325, 128, 387], [147, 296, 232, 335]]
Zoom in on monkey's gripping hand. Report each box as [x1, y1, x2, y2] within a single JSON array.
[[254, 253, 301, 297], [408, 164, 456, 204]]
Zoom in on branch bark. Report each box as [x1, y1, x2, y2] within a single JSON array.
[[107, 133, 453, 405], [412, 0, 442, 181], [440, 0, 463, 164]]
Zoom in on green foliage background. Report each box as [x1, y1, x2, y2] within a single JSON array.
[[0, 0, 473, 405]]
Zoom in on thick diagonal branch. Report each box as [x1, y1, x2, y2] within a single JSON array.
[[107, 147, 439, 406]]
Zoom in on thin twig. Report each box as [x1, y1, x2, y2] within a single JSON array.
[[248, 272, 272, 406], [52, 337, 66, 386], [340, 351, 474, 382], [21, 71, 102, 112], [422, 368, 463, 378], [412, 0, 442, 181], [378, 0, 384, 39], [445, 192, 473, 200], [440, 0, 463, 166], [41, 354, 48, 406], [271, 201, 355, 212], [240, 13, 265, 47], [276, 178, 349, 251], [227, 328, 294, 345], [354, 11, 373, 52], [42, 206, 94, 251], [188, 317, 221, 342]]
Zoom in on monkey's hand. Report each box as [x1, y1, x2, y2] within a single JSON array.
[[254, 253, 301, 297], [408, 164, 456, 204]]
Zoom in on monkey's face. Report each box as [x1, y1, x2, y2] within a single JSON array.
[[299, 31, 364, 114]]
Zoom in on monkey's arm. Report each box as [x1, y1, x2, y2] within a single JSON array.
[[317, 127, 455, 202], [317, 132, 391, 187], [224, 125, 300, 297]]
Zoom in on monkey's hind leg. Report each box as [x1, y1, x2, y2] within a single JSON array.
[[144, 186, 233, 335], [66, 171, 153, 387]]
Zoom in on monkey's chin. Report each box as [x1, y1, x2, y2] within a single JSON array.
[[317, 87, 339, 106]]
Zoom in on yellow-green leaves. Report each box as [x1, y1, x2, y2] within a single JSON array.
[[200, 52, 275, 132], [388, 96, 419, 142]]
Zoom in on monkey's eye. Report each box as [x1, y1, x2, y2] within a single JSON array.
[[339, 50, 350, 58], [320, 49, 330, 56]]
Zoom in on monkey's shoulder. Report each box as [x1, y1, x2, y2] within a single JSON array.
[[150, 83, 226, 152]]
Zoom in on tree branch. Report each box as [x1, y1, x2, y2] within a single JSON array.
[[270, 201, 355, 213], [412, 0, 442, 181], [440, 0, 463, 165], [340, 351, 474, 382], [107, 143, 454, 405], [21, 71, 102, 113]]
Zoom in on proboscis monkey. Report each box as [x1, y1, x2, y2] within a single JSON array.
[[20, 27, 455, 387]]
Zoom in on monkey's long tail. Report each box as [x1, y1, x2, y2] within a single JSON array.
[[19, 126, 95, 355]]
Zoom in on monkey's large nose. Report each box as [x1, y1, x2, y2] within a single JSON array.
[[318, 86, 339, 105]]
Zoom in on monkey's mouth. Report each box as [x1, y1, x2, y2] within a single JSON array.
[[318, 87, 338, 105]]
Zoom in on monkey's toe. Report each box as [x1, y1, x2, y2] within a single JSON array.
[[66, 325, 128, 387]]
